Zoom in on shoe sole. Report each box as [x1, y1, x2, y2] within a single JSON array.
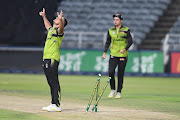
[[46, 109, 62, 112], [115, 97, 121, 99], [42, 108, 62, 112]]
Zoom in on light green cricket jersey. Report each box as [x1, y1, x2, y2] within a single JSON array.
[[43, 27, 64, 61], [109, 26, 129, 57]]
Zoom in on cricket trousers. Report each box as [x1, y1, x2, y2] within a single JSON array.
[[43, 59, 61, 106], [109, 56, 127, 93]]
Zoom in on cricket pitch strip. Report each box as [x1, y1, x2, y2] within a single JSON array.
[[0, 94, 179, 120]]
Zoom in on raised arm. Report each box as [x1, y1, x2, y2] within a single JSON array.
[[39, 8, 52, 30], [57, 10, 64, 34]]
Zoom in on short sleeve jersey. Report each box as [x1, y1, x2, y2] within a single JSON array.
[[43, 27, 64, 61], [109, 26, 129, 57]]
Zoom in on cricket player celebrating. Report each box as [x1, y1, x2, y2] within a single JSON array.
[[39, 8, 67, 112]]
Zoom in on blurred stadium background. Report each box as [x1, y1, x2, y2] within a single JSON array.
[[1, 0, 180, 76]]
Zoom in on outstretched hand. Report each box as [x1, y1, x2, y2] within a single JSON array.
[[39, 8, 46, 17], [57, 10, 63, 20]]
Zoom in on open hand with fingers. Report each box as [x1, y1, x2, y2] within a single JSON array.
[[39, 8, 46, 17], [57, 10, 63, 20]]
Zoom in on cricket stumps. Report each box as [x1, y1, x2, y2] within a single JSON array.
[[86, 74, 111, 112]]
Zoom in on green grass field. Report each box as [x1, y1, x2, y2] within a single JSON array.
[[0, 73, 180, 120]]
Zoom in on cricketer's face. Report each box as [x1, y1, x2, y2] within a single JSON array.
[[53, 17, 65, 26], [53, 17, 60, 25], [114, 17, 123, 26]]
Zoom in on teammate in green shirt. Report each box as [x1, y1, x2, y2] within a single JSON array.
[[102, 14, 133, 99], [39, 8, 67, 112]]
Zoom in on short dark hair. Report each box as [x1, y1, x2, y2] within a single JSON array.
[[63, 17, 68, 27], [113, 14, 123, 20]]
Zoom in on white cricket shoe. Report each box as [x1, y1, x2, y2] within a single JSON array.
[[108, 90, 116, 98], [42, 104, 62, 112], [115, 92, 121, 99]]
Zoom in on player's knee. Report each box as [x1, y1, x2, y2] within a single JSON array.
[[109, 70, 115, 77]]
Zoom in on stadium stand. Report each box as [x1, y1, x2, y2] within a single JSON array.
[[163, 15, 180, 72], [58, 0, 171, 49], [169, 16, 180, 34], [0, 0, 59, 46], [1, 0, 180, 74], [167, 15, 180, 51], [140, 0, 180, 50]]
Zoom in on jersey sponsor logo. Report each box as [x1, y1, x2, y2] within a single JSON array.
[[53, 40, 57, 42], [120, 31, 127, 33], [112, 31, 115, 34], [115, 39, 123, 41]]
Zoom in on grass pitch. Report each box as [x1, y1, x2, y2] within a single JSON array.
[[0, 73, 180, 120]]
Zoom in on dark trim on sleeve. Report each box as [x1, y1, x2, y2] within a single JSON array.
[[125, 29, 133, 50], [58, 33, 64, 37], [104, 31, 111, 52], [52, 28, 64, 37], [48, 27, 52, 30]]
